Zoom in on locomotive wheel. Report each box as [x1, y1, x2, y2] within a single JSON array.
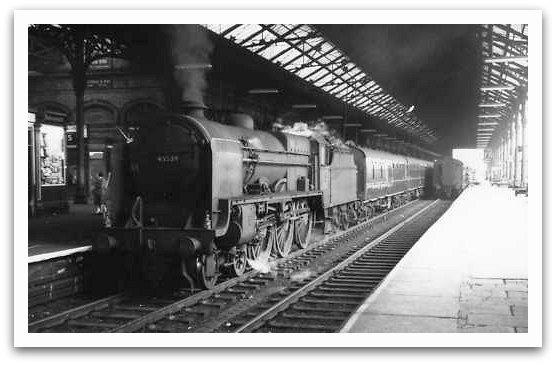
[[247, 227, 272, 262], [196, 254, 219, 289], [347, 206, 358, 225], [340, 212, 349, 231], [273, 220, 294, 258], [294, 213, 313, 249], [366, 206, 375, 220], [231, 246, 247, 277]]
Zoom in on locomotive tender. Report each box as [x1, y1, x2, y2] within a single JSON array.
[[97, 104, 433, 288]]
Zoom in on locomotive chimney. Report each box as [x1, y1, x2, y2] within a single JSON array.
[[181, 100, 207, 120], [229, 113, 254, 129]]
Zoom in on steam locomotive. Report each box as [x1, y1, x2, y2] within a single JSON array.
[[96, 103, 433, 289]]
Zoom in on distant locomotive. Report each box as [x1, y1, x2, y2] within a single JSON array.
[[96, 103, 433, 289], [432, 156, 465, 199]]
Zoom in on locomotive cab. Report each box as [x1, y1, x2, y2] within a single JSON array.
[[128, 117, 212, 229]]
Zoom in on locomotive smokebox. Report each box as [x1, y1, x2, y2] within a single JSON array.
[[229, 113, 254, 129], [181, 100, 207, 120]]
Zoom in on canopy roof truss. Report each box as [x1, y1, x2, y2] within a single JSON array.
[[477, 24, 528, 148], [204, 24, 438, 144]]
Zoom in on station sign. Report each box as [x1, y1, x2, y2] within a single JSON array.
[[65, 125, 88, 148], [87, 79, 112, 89]]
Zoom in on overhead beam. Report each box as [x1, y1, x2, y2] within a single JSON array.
[[479, 103, 506, 108], [480, 85, 515, 91]]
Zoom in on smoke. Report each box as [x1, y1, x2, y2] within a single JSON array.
[[279, 121, 349, 148], [290, 269, 314, 283], [166, 25, 213, 104], [247, 257, 277, 276]]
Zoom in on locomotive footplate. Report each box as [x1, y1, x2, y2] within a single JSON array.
[[95, 227, 215, 258], [229, 189, 322, 205]]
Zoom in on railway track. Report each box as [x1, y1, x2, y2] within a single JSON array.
[[29, 198, 446, 333], [230, 199, 450, 332]]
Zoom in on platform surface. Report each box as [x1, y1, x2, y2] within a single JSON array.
[[28, 204, 100, 262], [342, 184, 528, 333]]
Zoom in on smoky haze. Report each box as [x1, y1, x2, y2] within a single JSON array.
[[166, 25, 214, 105], [317, 24, 481, 153]]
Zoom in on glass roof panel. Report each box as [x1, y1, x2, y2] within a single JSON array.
[[477, 24, 528, 147], [313, 73, 336, 87], [204, 24, 438, 142], [258, 42, 290, 59], [273, 48, 302, 65], [227, 24, 262, 41]]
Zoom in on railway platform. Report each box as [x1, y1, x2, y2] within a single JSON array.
[[28, 203, 100, 263], [342, 183, 528, 333]]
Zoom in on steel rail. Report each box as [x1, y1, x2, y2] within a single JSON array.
[[28, 294, 124, 332]]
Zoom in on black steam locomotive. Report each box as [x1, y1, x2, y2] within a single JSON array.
[[96, 103, 433, 289]]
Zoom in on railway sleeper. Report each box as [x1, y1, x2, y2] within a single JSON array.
[[113, 304, 160, 312], [235, 283, 264, 289], [309, 291, 368, 299], [350, 262, 398, 270], [344, 265, 396, 272], [66, 320, 120, 330], [248, 278, 272, 285], [360, 253, 405, 259], [324, 279, 380, 288], [291, 303, 354, 313], [265, 320, 340, 332], [89, 311, 143, 320], [213, 292, 242, 300], [348, 262, 397, 269], [225, 287, 252, 294], [184, 306, 216, 315], [377, 247, 413, 252], [197, 301, 228, 308], [328, 275, 382, 282], [317, 285, 373, 293], [280, 312, 347, 322], [333, 273, 386, 281], [340, 269, 395, 277], [367, 247, 408, 253], [300, 297, 362, 306]]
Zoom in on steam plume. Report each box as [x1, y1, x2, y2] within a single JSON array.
[[166, 25, 213, 104]]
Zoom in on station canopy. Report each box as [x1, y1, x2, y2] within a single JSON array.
[[203, 24, 438, 144], [477, 24, 528, 149]]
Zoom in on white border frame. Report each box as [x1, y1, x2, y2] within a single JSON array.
[[14, 9, 542, 347]]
